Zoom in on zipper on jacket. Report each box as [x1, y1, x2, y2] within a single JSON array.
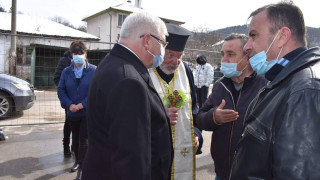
[[220, 82, 239, 172], [228, 88, 243, 171]]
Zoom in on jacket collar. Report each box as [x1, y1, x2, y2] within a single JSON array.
[[69, 61, 89, 71], [110, 44, 156, 92], [265, 47, 306, 81], [220, 72, 257, 91], [267, 47, 320, 89]]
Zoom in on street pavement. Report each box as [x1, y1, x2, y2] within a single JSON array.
[[0, 89, 216, 179], [0, 124, 215, 180]]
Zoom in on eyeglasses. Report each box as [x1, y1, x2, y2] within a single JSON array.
[[140, 34, 168, 48]]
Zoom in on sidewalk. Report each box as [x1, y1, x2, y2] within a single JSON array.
[[0, 124, 215, 180], [0, 124, 75, 180]]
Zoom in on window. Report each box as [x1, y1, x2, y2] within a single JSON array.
[[118, 14, 127, 27]]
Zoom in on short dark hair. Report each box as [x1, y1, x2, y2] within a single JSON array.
[[249, 1, 306, 46], [224, 33, 248, 54], [69, 40, 87, 54]]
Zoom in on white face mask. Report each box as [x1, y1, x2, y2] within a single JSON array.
[[249, 30, 282, 75]]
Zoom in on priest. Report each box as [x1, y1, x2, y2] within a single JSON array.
[[149, 23, 202, 180]]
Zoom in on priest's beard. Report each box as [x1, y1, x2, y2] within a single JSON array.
[[159, 64, 179, 75]]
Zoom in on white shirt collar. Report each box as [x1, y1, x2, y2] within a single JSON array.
[[119, 43, 141, 60]]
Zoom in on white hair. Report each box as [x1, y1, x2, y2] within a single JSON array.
[[119, 11, 167, 41]]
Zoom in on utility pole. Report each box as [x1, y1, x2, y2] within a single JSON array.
[[9, 0, 17, 75]]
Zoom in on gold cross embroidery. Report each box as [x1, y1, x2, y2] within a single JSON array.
[[180, 148, 189, 157]]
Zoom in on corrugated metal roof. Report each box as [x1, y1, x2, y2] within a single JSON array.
[[0, 12, 99, 40]]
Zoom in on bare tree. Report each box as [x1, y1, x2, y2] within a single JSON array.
[[184, 25, 223, 68], [50, 16, 87, 32], [51, 16, 76, 28], [76, 25, 87, 32], [0, 5, 6, 12]]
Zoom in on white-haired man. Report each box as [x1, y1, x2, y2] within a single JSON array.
[[82, 11, 173, 180]]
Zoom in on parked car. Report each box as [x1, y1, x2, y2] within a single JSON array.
[[0, 74, 35, 118]]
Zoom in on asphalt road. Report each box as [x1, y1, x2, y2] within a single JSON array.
[[0, 124, 215, 180], [0, 89, 216, 179]]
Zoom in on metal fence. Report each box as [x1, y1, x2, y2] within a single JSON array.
[[0, 33, 220, 126]]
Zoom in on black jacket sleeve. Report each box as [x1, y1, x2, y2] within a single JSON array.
[[54, 53, 71, 86], [196, 83, 221, 131], [184, 62, 203, 154]]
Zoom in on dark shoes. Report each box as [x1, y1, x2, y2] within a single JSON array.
[[70, 162, 79, 172], [76, 169, 82, 180], [64, 146, 72, 158], [0, 127, 7, 141]]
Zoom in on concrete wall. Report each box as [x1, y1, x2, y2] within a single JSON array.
[[86, 11, 128, 47]]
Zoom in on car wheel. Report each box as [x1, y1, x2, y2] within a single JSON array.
[[0, 92, 13, 118]]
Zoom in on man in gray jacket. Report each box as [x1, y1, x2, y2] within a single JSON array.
[[196, 33, 267, 180], [230, 2, 320, 179]]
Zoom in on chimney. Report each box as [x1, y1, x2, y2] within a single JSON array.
[[135, 0, 141, 8]]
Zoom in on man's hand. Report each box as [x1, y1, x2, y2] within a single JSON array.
[[166, 107, 179, 125], [214, 99, 239, 124], [69, 104, 79, 113], [194, 134, 199, 152]]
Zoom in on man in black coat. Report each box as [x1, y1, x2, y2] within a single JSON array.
[[54, 50, 72, 157], [82, 11, 173, 180], [230, 2, 320, 179], [196, 33, 267, 180]]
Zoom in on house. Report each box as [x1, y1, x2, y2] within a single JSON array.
[[0, 12, 107, 87], [82, 0, 185, 44]]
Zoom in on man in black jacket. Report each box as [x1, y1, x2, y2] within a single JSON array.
[[82, 11, 173, 180], [196, 33, 267, 180], [54, 50, 72, 157], [230, 2, 320, 179]]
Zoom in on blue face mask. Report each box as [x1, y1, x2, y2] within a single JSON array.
[[220, 55, 247, 78], [73, 55, 85, 65], [249, 51, 278, 75], [148, 44, 165, 68], [249, 31, 282, 75], [221, 62, 243, 78]]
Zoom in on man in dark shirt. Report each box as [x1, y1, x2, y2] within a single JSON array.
[[196, 33, 267, 180]]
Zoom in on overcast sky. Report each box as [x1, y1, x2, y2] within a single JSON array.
[[1, 0, 320, 31]]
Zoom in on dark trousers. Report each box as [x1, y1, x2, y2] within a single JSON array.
[[63, 109, 71, 147], [69, 117, 88, 169], [196, 86, 209, 109]]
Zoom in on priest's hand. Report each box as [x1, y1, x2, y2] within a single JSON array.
[[194, 134, 199, 152], [214, 99, 239, 125], [166, 107, 179, 125]]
